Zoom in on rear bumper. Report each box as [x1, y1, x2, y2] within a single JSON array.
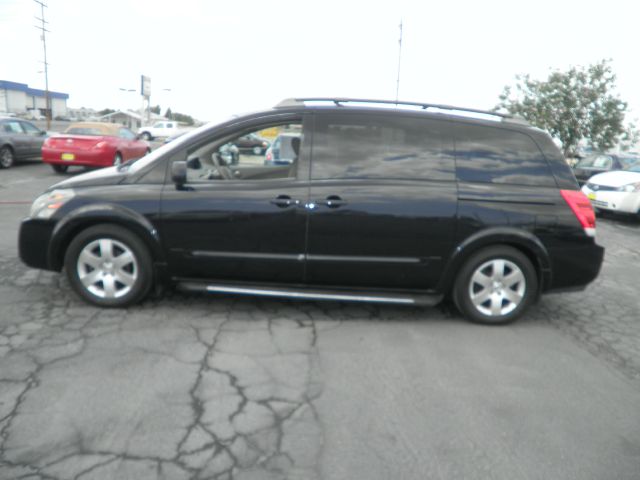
[[18, 218, 57, 271], [546, 243, 604, 292], [42, 147, 114, 168]]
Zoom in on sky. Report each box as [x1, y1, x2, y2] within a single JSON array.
[[1, 0, 639, 124]]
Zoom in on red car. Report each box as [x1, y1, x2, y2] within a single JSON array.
[[42, 122, 150, 173]]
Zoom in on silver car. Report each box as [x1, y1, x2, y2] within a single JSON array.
[[0, 118, 48, 168]]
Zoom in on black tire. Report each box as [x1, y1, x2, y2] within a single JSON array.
[[64, 224, 153, 307], [252, 146, 262, 155], [113, 152, 123, 166], [141, 132, 152, 141], [51, 164, 68, 173], [0, 145, 15, 169], [453, 246, 538, 325]]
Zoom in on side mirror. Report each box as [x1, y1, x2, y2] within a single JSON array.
[[171, 161, 187, 189]]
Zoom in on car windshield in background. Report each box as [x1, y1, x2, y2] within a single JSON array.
[[576, 154, 612, 169], [65, 127, 105, 136], [620, 156, 640, 169]]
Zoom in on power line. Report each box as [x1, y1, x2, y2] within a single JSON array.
[[33, 0, 51, 129]]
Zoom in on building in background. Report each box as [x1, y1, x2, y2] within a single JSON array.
[[0, 80, 69, 118], [99, 110, 166, 130]]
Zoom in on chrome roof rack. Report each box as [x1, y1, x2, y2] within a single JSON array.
[[274, 97, 528, 125]]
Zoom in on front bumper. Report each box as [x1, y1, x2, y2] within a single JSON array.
[[18, 218, 57, 271], [582, 186, 640, 214]]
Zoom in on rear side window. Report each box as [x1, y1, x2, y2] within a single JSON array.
[[312, 114, 455, 181], [455, 124, 555, 186]]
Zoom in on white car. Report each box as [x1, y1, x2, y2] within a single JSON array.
[[581, 168, 640, 215], [137, 121, 180, 140]]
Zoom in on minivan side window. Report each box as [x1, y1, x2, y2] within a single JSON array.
[[455, 124, 555, 186], [184, 122, 301, 182], [311, 114, 455, 181]]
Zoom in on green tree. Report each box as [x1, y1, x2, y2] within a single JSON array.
[[98, 108, 116, 116], [165, 107, 172, 120], [171, 112, 194, 126], [497, 60, 636, 157], [150, 105, 161, 115]]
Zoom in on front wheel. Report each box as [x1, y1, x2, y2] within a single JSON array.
[[0, 146, 15, 169], [64, 224, 153, 307], [141, 132, 152, 141], [252, 146, 263, 155], [453, 246, 537, 325], [113, 152, 123, 166]]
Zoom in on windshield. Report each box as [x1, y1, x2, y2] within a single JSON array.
[[576, 154, 613, 169]]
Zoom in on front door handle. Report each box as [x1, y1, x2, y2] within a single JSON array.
[[317, 195, 347, 208], [270, 195, 299, 208]]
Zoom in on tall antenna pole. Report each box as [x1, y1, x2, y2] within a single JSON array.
[[395, 20, 403, 103], [33, 0, 51, 130]]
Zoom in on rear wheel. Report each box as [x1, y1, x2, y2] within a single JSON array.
[[453, 246, 537, 325], [113, 152, 123, 166], [252, 146, 262, 155], [64, 224, 153, 307], [141, 132, 152, 141], [51, 164, 68, 173], [0, 146, 15, 169]]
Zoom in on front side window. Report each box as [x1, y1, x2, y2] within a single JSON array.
[[311, 114, 455, 181], [119, 128, 136, 140], [20, 121, 41, 134], [184, 122, 301, 182]]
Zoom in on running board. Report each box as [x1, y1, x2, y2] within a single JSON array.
[[177, 281, 442, 306]]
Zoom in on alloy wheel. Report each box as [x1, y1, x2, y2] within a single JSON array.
[[468, 259, 526, 317], [76, 238, 138, 299]]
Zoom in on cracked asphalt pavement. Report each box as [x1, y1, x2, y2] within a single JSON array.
[[1, 163, 640, 479]]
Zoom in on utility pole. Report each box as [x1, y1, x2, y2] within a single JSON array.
[[33, 0, 51, 130], [395, 20, 403, 103]]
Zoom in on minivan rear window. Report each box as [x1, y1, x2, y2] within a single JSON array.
[[312, 114, 455, 181], [455, 124, 555, 186]]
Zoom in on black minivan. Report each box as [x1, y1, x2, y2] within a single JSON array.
[[19, 98, 604, 324]]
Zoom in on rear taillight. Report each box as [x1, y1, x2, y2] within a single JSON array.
[[561, 189, 596, 237]]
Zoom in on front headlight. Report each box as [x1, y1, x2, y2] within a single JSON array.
[[30, 189, 75, 219], [619, 182, 640, 193]]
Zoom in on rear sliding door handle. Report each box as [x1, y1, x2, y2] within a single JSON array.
[[270, 195, 299, 208]]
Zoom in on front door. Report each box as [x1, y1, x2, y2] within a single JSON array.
[[160, 116, 310, 284], [305, 112, 458, 290]]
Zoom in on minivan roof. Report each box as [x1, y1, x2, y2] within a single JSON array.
[[274, 97, 530, 127]]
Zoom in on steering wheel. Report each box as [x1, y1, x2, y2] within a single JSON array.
[[212, 153, 234, 180]]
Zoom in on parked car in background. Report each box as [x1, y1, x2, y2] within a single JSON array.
[[572, 153, 639, 185], [19, 97, 604, 325], [137, 121, 180, 140], [0, 117, 48, 168], [233, 133, 270, 155], [582, 165, 640, 216], [264, 132, 300, 165], [42, 122, 150, 173]]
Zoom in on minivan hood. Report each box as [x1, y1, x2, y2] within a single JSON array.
[[49, 166, 126, 191], [588, 170, 640, 187]]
